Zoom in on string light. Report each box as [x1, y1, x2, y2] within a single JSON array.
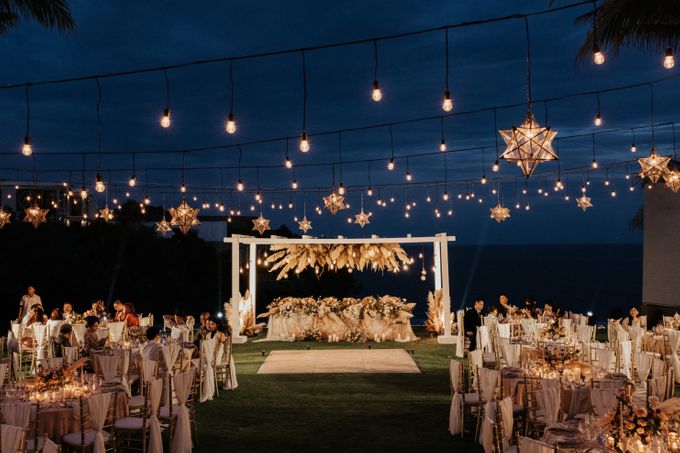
[[21, 85, 32, 156], [291, 178, 298, 190], [664, 47, 675, 69], [80, 187, 88, 199], [226, 61, 237, 134], [591, 2, 605, 65], [300, 51, 310, 152], [591, 134, 599, 168], [441, 28, 453, 112], [371, 40, 382, 102], [95, 173, 105, 193], [160, 70, 171, 128], [405, 157, 412, 181], [236, 145, 245, 191], [594, 92, 602, 126], [630, 129, 637, 153], [129, 153, 137, 186], [439, 117, 447, 152], [388, 125, 396, 170]]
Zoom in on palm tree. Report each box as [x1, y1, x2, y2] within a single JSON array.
[[0, 0, 74, 34], [571, 0, 680, 63]]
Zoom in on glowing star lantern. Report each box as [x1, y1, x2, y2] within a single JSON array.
[[489, 202, 510, 223], [354, 209, 371, 228], [98, 206, 114, 222], [156, 218, 172, 235], [664, 170, 680, 193], [297, 216, 312, 233], [0, 208, 11, 228], [252, 213, 271, 235], [169, 201, 201, 235], [23, 204, 48, 228], [498, 110, 558, 178], [637, 148, 671, 184], [576, 195, 593, 212], [322, 191, 346, 215]]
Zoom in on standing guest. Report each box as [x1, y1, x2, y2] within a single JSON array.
[[63, 303, 80, 324], [83, 301, 107, 319], [498, 293, 513, 318], [463, 298, 484, 351], [83, 316, 106, 354], [18, 285, 42, 320], [49, 308, 63, 320], [123, 303, 140, 327], [622, 306, 645, 328], [112, 300, 125, 322], [23, 305, 47, 328]]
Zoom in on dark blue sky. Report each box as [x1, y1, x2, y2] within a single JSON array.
[[1, 0, 676, 244]]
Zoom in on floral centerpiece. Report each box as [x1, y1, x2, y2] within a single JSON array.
[[540, 318, 565, 341]]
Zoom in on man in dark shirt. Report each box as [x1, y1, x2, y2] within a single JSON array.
[[463, 298, 484, 351]]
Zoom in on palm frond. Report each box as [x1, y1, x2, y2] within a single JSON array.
[[0, 0, 75, 34]]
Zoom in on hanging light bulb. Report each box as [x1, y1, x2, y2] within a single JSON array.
[[255, 190, 262, 201], [338, 183, 345, 195], [225, 112, 236, 134], [387, 158, 395, 171], [160, 108, 171, 128], [144, 195, 151, 205], [21, 136, 32, 156], [631, 143, 637, 153], [371, 80, 382, 102], [594, 113, 602, 127], [180, 183, 187, 193], [405, 171, 412, 182], [492, 159, 500, 172], [95, 173, 105, 193], [664, 48, 675, 69], [367, 186, 373, 196], [610, 190, 617, 197], [80, 187, 88, 199], [592, 159, 599, 169], [480, 175, 487, 185], [439, 138, 447, 152], [442, 191, 449, 201], [442, 90, 453, 112], [299, 132, 310, 153], [291, 179, 298, 189], [285, 156, 293, 168], [128, 175, 136, 187], [236, 179, 244, 192], [604, 178, 610, 186], [593, 44, 605, 65]]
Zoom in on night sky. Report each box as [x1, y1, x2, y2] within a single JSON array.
[[0, 0, 676, 244]]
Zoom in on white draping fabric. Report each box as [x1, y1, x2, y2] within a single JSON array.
[[98, 355, 121, 383], [148, 378, 163, 453], [499, 338, 520, 368], [63, 346, 79, 365], [448, 359, 463, 435], [455, 310, 465, 358], [162, 343, 182, 375], [200, 339, 216, 402], [591, 388, 618, 417], [478, 367, 499, 402], [576, 325, 594, 344], [71, 324, 86, 346], [0, 364, 7, 387], [616, 327, 630, 343], [479, 401, 495, 453], [96, 328, 109, 341], [469, 350, 483, 388], [652, 358, 666, 378], [107, 322, 125, 343], [140, 316, 151, 327], [1, 424, 24, 453], [667, 330, 680, 383], [46, 319, 65, 340], [536, 388, 561, 425], [499, 396, 513, 446], [88, 392, 112, 453], [594, 348, 616, 372], [519, 436, 555, 453], [225, 353, 238, 390], [120, 351, 131, 397], [561, 319, 573, 337], [619, 340, 632, 378], [1, 402, 32, 428], [171, 369, 195, 453], [171, 327, 189, 342], [497, 323, 510, 339], [42, 437, 59, 453], [476, 326, 490, 352], [628, 326, 644, 353], [634, 352, 653, 383], [142, 357, 158, 382], [33, 324, 47, 361], [650, 375, 669, 400]]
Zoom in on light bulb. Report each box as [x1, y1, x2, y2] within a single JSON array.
[[255, 191, 262, 201], [80, 188, 88, 199], [367, 187, 373, 196], [285, 156, 293, 168], [404, 212, 410, 218], [611, 190, 617, 197], [593, 44, 605, 65], [442, 191, 449, 201], [299, 132, 310, 153], [236, 179, 244, 191], [625, 174, 630, 180], [128, 175, 136, 187], [144, 196, 151, 205], [95, 174, 105, 193], [439, 139, 446, 152], [288, 202, 293, 209], [592, 159, 599, 169], [291, 179, 298, 189], [405, 172, 412, 182], [631, 143, 637, 153], [664, 48, 675, 69], [338, 183, 345, 195], [21, 136, 32, 156], [492, 160, 499, 172], [604, 179, 610, 186], [387, 158, 395, 171], [594, 113, 602, 127], [442, 90, 453, 112], [225, 112, 236, 134], [481, 175, 487, 185], [371, 80, 382, 102], [160, 108, 171, 128], [629, 185, 635, 192], [180, 183, 187, 193]]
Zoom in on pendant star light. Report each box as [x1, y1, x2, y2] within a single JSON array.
[[354, 195, 371, 228], [323, 165, 347, 215], [576, 194, 593, 212], [156, 216, 172, 235], [23, 204, 48, 228], [160, 69, 171, 128], [0, 208, 11, 228], [94, 79, 106, 193], [637, 85, 671, 184], [299, 51, 310, 152], [498, 18, 558, 178], [441, 28, 453, 112], [169, 201, 200, 235], [297, 202, 313, 233], [21, 85, 32, 156], [225, 60, 237, 134], [252, 212, 271, 235], [489, 181, 510, 223], [98, 206, 114, 222]]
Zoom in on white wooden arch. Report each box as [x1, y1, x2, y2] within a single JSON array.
[[223, 232, 456, 344]]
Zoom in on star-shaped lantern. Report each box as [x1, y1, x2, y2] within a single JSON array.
[[665, 169, 680, 193], [498, 110, 558, 178], [23, 204, 48, 228], [576, 195, 593, 212], [0, 208, 11, 229], [322, 191, 346, 215], [297, 216, 313, 234], [489, 202, 510, 223], [252, 213, 271, 235], [169, 201, 201, 235], [156, 218, 172, 235], [98, 206, 114, 222], [637, 148, 671, 184], [354, 209, 371, 228]]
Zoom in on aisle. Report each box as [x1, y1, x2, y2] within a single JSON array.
[[194, 331, 483, 452]]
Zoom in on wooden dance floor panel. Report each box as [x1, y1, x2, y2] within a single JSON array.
[[257, 349, 421, 374]]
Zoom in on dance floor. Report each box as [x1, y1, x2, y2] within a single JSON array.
[[257, 348, 421, 374]]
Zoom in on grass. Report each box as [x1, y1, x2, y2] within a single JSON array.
[[194, 327, 482, 452]]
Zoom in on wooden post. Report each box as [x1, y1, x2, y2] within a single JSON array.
[[433, 240, 442, 292], [437, 233, 455, 344], [249, 243, 257, 321], [231, 238, 247, 344]]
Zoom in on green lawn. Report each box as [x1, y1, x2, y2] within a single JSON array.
[[194, 328, 482, 452]]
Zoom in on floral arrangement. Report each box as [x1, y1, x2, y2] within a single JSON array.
[[540, 318, 565, 341], [301, 327, 323, 342], [543, 344, 580, 370], [600, 391, 671, 451], [345, 327, 367, 343], [259, 295, 415, 321], [671, 313, 680, 330], [225, 290, 266, 336], [264, 243, 412, 280], [425, 290, 444, 336], [34, 366, 70, 392]]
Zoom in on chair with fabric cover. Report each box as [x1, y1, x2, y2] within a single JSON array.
[[448, 357, 482, 437], [159, 368, 197, 452], [214, 336, 237, 391], [199, 339, 216, 402], [129, 357, 159, 415], [475, 366, 500, 439], [62, 391, 117, 453], [478, 397, 514, 453], [114, 378, 163, 453]]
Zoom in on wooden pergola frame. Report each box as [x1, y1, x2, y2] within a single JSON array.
[[223, 232, 456, 344]]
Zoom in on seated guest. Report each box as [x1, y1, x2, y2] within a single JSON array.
[[539, 301, 556, 322], [170, 314, 190, 340], [83, 300, 107, 319], [49, 308, 63, 321], [83, 316, 106, 354], [113, 300, 125, 322], [23, 305, 47, 328], [498, 293, 514, 317], [206, 319, 231, 344], [622, 306, 645, 328], [123, 303, 139, 327], [63, 302, 80, 324], [54, 323, 74, 357], [141, 326, 162, 361], [463, 298, 484, 351], [196, 312, 212, 342]]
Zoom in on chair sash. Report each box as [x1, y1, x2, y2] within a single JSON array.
[[499, 338, 520, 368], [162, 343, 182, 375], [576, 325, 594, 344], [98, 355, 121, 383], [1, 402, 32, 428], [0, 364, 7, 387], [171, 327, 189, 342], [476, 326, 490, 352], [594, 348, 616, 372], [498, 396, 513, 443], [448, 359, 463, 435], [478, 401, 495, 453], [561, 318, 573, 337], [141, 357, 158, 382], [46, 320, 65, 339], [148, 378, 163, 453], [652, 358, 666, 378], [619, 340, 632, 378], [455, 310, 464, 358], [171, 369, 195, 453], [71, 324, 87, 346], [107, 322, 125, 343], [140, 316, 151, 327], [591, 388, 618, 417], [0, 424, 24, 453], [227, 353, 238, 390], [63, 346, 79, 364], [649, 375, 669, 400], [33, 324, 47, 360], [497, 323, 511, 339], [478, 367, 499, 402], [88, 392, 112, 453], [200, 339, 216, 402], [634, 352, 653, 383], [536, 388, 561, 425], [120, 350, 131, 396]]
